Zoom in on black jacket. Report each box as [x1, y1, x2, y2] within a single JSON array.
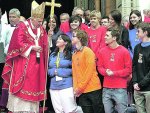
[[132, 43, 150, 91], [119, 25, 131, 50]]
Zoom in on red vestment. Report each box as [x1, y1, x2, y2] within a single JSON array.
[[2, 19, 48, 102]]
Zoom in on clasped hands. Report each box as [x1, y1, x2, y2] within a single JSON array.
[[32, 45, 42, 53], [106, 69, 114, 76]]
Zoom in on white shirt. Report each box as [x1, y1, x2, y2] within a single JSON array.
[[0, 23, 5, 63], [1, 24, 16, 54]]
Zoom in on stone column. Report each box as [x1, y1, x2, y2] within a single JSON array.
[[106, 0, 116, 15], [101, 0, 106, 16], [74, 0, 88, 9], [94, 0, 100, 10]]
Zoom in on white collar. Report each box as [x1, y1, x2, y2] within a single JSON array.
[[24, 20, 40, 40]]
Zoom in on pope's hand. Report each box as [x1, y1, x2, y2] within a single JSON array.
[[32, 46, 42, 52]]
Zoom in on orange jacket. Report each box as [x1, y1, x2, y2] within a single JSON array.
[[72, 47, 101, 93]]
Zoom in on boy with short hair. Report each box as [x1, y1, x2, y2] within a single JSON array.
[[87, 10, 107, 58], [72, 30, 103, 113], [97, 27, 132, 113], [132, 22, 150, 113]]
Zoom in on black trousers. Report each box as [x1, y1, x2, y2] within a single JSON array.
[[79, 89, 105, 113]]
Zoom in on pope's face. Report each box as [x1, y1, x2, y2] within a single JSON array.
[[32, 18, 43, 28]]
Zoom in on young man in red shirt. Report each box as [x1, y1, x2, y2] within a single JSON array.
[[87, 10, 107, 58], [97, 28, 132, 113]]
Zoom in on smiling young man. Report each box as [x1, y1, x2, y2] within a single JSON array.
[[97, 28, 132, 113], [86, 10, 107, 94], [101, 16, 109, 28], [86, 10, 107, 58], [132, 22, 150, 113]]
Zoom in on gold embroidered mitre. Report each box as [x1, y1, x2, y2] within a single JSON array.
[[31, 1, 45, 19]]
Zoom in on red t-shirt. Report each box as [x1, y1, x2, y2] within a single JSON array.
[[86, 26, 107, 58]]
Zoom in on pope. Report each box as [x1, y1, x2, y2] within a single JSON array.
[[1, 1, 48, 113]]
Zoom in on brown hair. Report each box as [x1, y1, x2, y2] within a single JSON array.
[[137, 22, 150, 37], [107, 27, 121, 42], [76, 30, 88, 46]]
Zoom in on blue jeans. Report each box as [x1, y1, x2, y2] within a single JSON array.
[[103, 88, 128, 113]]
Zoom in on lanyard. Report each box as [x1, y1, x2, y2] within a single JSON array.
[[55, 52, 63, 81], [56, 52, 60, 68]]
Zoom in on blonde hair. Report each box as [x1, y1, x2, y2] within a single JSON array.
[[90, 10, 101, 19]]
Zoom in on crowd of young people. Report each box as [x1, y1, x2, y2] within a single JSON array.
[[0, 3, 150, 113]]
